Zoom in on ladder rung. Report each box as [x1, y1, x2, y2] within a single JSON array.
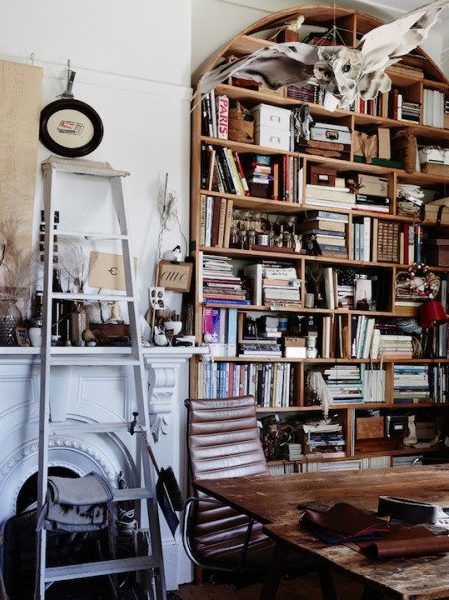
[[49, 421, 132, 434], [49, 357, 138, 366], [42, 156, 129, 178], [45, 556, 157, 582], [56, 230, 128, 240], [113, 488, 154, 501], [51, 293, 134, 302]]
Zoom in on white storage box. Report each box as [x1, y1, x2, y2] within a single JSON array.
[[254, 126, 290, 151], [310, 122, 351, 145], [419, 147, 449, 165], [251, 103, 291, 131]]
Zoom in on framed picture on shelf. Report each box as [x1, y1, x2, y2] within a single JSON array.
[[157, 261, 193, 293], [15, 327, 30, 347]]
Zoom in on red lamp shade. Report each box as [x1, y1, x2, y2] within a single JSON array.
[[418, 300, 448, 328]]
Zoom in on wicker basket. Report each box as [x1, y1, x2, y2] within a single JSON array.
[[228, 101, 254, 144]]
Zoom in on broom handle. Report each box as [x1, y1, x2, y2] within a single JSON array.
[[141, 429, 161, 476]]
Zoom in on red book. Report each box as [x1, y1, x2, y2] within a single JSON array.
[[232, 151, 250, 196]]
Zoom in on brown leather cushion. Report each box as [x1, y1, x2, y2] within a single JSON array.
[[188, 396, 270, 566]]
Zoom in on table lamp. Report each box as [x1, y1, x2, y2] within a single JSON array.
[[418, 300, 448, 357]]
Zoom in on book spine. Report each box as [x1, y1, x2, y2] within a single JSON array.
[[200, 196, 206, 245], [232, 151, 250, 195], [211, 197, 221, 247], [222, 199, 233, 249], [217, 197, 227, 247], [225, 148, 245, 196], [216, 95, 229, 140]]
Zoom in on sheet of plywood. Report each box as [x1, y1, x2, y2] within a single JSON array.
[[0, 60, 42, 259]]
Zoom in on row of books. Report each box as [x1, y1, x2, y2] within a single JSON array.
[[201, 90, 229, 139], [201, 145, 304, 202], [287, 82, 325, 104], [199, 360, 294, 407], [422, 88, 446, 128], [202, 255, 249, 305], [200, 196, 234, 248], [351, 317, 414, 359], [352, 218, 422, 264]]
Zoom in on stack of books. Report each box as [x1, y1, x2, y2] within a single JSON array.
[[305, 184, 355, 210], [299, 210, 348, 257], [353, 174, 390, 213], [301, 420, 345, 457], [376, 332, 414, 359], [323, 365, 364, 404], [394, 365, 430, 404], [337, 284, 354, 308], [202, 255, 250, 305], [287, 82, 324, 104], [243, 154, 273, 198], [400, 101, 421, 123], [199, 361, 293, 406], [244, 262, 301, 308], [423, 88, 445, 128], [354, 96, 382, 116]]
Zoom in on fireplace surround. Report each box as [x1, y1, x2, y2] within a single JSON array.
[[0, 346, 207, 590]]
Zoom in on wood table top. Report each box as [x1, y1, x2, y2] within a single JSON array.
[[264, 519, 449, 600], [194, 465, 449, 524]]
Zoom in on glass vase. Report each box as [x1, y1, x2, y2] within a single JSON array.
[[0, 298, 22, 346]]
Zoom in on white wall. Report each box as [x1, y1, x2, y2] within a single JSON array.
[[0, 0, 192, 317], [192, 0, 447, 74]]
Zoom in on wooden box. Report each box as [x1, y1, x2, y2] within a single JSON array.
[[425, 239, 449, 267], [421, 162, 449, 176], [356, 416, 384, 440], [310, 165, 336, 186]]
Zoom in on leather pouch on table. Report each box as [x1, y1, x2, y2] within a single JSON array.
[[363, 525, 449, 559], [301, 502, 390, 544]]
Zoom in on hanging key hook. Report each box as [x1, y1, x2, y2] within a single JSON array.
[[59, 58, 76, 99]]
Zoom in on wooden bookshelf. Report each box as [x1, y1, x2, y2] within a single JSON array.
[[190, 5, 449, 471]]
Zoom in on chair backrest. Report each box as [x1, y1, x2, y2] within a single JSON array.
[[187, 396, 268, 481], [185, 396, 268, 566]]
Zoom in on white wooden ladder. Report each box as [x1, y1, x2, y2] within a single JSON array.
[[35, 155, 167, 600]]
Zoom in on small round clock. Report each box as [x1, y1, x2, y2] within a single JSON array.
[[39, 98, 104, 158]]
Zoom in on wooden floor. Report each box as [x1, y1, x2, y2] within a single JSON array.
[[176, 572, 363, 599]]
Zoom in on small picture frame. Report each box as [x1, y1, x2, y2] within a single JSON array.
[[157, 260, 193, 293], [15, 327, 31, 347]]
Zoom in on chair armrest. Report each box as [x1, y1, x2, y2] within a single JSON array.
[[182, 496, 255, 573]]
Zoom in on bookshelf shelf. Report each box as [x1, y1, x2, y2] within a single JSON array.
[[191, 5, 449, 473]]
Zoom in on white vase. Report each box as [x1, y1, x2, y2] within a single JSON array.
[[28, 327, 42, 347]]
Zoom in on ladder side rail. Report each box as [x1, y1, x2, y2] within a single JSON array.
[[111, 177, 167, 598], [35, 166, 57, 600]]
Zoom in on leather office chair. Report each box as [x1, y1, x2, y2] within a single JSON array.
[[183, 396, 311, 578]]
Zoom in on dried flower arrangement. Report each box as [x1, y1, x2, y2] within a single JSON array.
[[0, 215, 31, 300]]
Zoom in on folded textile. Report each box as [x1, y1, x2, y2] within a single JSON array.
[[301, 502, 390, 543], [301, 502, 449, 559], [42, 472, 113, 532]]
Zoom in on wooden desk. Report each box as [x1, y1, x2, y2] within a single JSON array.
[[194, 465, 449, 600]]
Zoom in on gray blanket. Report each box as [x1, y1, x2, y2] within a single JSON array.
[[42, 472, 113, 532]]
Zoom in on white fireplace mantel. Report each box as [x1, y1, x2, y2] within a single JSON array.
[[0, 344, 208, 589]]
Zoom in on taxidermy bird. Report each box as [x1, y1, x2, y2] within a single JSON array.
[[196, 0, 449, 108]]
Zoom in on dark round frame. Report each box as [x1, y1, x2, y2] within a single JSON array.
[[39, 98, 104, 158]]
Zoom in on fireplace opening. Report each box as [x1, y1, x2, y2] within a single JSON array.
[[16, 467, 78, 514], [4, 468, 117, 600]]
